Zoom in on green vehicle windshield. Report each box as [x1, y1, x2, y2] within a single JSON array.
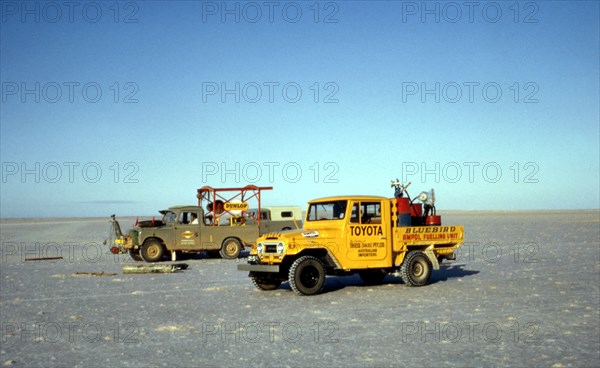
[[162, 211, 177, 223]]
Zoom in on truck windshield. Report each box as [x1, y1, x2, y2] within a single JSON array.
[[307, 200, 347, 221], [162, 211, 177, 223]]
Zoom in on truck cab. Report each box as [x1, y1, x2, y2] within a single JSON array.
[[238, 193, 464, 295]]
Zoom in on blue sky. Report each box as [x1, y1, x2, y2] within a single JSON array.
[[1, 0, 599, 217]]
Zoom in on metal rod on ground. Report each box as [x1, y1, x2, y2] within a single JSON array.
[[25, 257, 64, 261], [122, 263, 188, 274]]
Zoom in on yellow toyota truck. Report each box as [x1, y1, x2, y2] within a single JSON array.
[[238, 181, 464, 295]]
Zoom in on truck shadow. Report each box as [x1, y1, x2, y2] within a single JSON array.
[[429, 264, 480, 284], [314, 264, 479, 294]]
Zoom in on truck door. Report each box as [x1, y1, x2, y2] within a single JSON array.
[[346, 200, 389, 265], [174, 211, 201, 250]]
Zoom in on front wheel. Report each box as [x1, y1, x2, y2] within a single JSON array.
[[400, 251, 432, 287], [289, 256, 326, 296], [140, 239, 164, 262], [220, 238, 242, 259]]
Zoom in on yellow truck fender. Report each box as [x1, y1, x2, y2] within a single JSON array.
[[423, 249, 440, 270]]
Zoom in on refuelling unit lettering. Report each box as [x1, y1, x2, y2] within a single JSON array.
[[405, 226, 456, 234], [402, 226, 459, 241]]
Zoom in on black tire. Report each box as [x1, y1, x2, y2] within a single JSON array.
[[288, 256, 326, 296], [140, 239, 164, 263], [400, 251, 432, 287], [129, 249, 143, 262], [220, 238, 242, 259], [251, 275, 282, 291], [358, 270, 387, 285]]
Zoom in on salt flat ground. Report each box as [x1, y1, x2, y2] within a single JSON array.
[[0, 211, 598, 368]]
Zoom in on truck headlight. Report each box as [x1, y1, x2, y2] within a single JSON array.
[[257, 243, 264, 253], [277, 242, 285, 254]]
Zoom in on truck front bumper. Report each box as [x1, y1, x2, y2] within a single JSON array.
[[237, 264, 280, 273]]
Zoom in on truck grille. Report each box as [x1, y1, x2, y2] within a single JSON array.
[[259, 242, 283, 254], [265, 244, 278, 253]]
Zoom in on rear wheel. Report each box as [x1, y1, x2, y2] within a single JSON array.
[[400, 251, 432, 286], [251, 275, 282, 291], [129, 249, 143, 262], [220, 238, 242, 259], [358, 270, 387, 285], [289, 256, 326, 296], [140, 239, 164, 262]]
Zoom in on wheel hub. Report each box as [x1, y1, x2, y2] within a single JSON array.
[[226, 243, 236, 255], [148, 246, 159, 257], [412, 262, 424, 277], [301, 267, 319, 287]]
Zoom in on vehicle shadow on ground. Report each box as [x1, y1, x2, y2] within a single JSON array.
[[314, 264, 479, 294], [429, 264, 479, 284]]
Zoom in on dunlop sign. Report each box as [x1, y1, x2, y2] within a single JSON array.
[[224, 201, 249, 214]]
